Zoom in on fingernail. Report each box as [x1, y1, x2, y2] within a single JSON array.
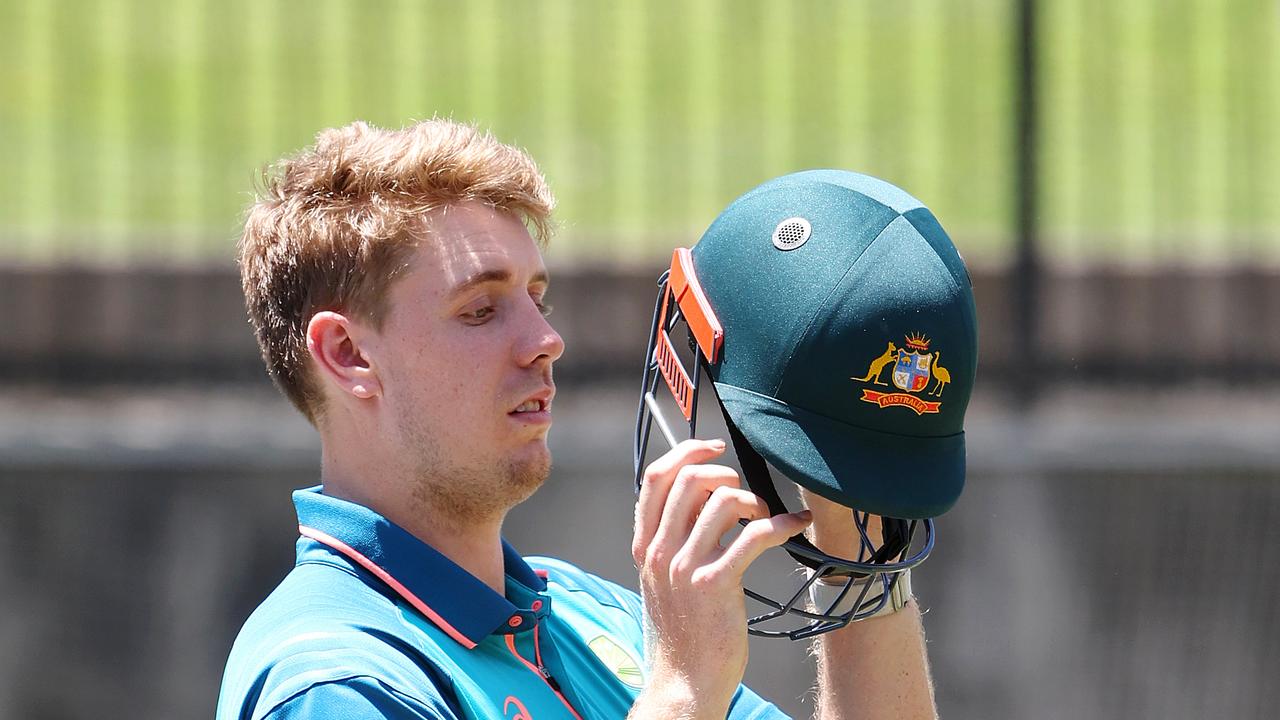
[[797, 510, 813, 521], [709, 439, 726, 450]]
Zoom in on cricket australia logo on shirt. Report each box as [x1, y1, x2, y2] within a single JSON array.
[[588, 635, 646, 689], [851, 332, 950, 415]]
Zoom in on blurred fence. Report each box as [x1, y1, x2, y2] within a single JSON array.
[[2, 387, 1278, 720], [2, 4, 1280, 720], [3, 263, 1280, 391], [1, 0, 1277, 265], [2, 0, 1278, 389]]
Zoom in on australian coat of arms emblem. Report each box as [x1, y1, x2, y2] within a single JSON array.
[[851, 332, 949, 415]]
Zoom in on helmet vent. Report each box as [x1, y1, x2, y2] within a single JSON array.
[[772, 217, 811, 251]]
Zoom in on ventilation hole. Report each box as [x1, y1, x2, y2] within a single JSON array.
[[772, 217, 812, 251]]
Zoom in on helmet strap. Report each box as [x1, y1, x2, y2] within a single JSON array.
[[709, 361, 913, 576], [714, 388, 831, 574]]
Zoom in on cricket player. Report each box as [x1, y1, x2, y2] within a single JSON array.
[[216, 118, 949, 719]]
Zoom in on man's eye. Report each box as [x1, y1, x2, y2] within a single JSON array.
[[536, 302, 553, 318], [465, 306, 495, 323]]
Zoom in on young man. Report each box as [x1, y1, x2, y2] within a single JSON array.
[[217, 119, 938, 719]]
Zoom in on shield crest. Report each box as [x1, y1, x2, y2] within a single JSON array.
[[893, 350, 932, 392]]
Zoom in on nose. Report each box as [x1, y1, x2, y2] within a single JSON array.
[[517, 299, 565, 368]]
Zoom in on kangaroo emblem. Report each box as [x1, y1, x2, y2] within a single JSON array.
[[858, 332, 945, 415], [851, 342, 897, 386], [928, 352, 950, 397]]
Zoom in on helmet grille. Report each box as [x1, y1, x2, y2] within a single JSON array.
[[772, 217, 812, 250]]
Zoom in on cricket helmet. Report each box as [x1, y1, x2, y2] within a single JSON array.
[[633, 169, 978, 639]]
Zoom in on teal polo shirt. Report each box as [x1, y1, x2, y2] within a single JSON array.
[[216, 487, 787, 720]]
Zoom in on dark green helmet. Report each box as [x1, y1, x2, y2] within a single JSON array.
[[634, 169, 978, 639]]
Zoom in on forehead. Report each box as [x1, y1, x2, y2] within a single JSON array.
[[411, 203, 546, 292]]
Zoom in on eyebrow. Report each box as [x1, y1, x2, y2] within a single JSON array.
[[447, 268, 549, 299]]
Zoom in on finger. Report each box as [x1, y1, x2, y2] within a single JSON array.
[[649, 464, 741, 566], [713, 511, 813, 579], [683, 487, 771, 561], [633, 439, 726, 565]]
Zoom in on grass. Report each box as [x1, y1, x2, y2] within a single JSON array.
[[0, 0, 1275, 265]]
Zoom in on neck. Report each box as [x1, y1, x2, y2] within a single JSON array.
[[319, 441, 509, 595]]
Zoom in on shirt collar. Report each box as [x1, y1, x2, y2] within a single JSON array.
[[292, 486, 549, 649]]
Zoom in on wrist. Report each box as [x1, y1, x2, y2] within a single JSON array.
[[630, 675, 725, 720]]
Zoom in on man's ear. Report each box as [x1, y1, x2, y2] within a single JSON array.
[[305, 311, 382, 400]]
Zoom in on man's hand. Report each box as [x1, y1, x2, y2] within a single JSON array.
[[628, 439, 812, 720]]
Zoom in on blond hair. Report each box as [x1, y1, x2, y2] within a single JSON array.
[[239, 119, 555, 424]]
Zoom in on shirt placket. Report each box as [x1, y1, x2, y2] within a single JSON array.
[[501, 610, 584, 720]]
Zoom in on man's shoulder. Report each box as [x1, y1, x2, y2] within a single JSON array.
[[217, 561, 456, 720], [524, 555, 647, 649], [525, 556, 640, 610], [231, 559, 406, 652]]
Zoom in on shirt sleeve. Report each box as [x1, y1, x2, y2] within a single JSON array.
[[262, 676, 458, 720], [727, 683, 793, 719]]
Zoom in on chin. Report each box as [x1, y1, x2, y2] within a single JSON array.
[[506, 444, 551, 497], [516, 446, 552, 484]]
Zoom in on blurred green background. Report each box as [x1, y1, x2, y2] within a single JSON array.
[[2, 0, 1276, 265], [2, 2, 1279, 720]]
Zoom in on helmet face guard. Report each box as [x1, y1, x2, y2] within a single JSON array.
[[633, 248, 936, 640]]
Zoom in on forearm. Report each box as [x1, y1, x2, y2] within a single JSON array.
[[627, 672, 723, 720], [812, 600, 937, 720], [626, 689, 707, 720], [801, 490, 938, 720]]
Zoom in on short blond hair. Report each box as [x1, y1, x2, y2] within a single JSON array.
[[239, 119, 555, 424]]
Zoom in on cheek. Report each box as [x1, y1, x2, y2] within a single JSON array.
[[389, 339, 499, 413], [380, 318, 513, 405]]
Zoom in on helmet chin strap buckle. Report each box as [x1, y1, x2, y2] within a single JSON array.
[[808, 566, 913, 620]]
